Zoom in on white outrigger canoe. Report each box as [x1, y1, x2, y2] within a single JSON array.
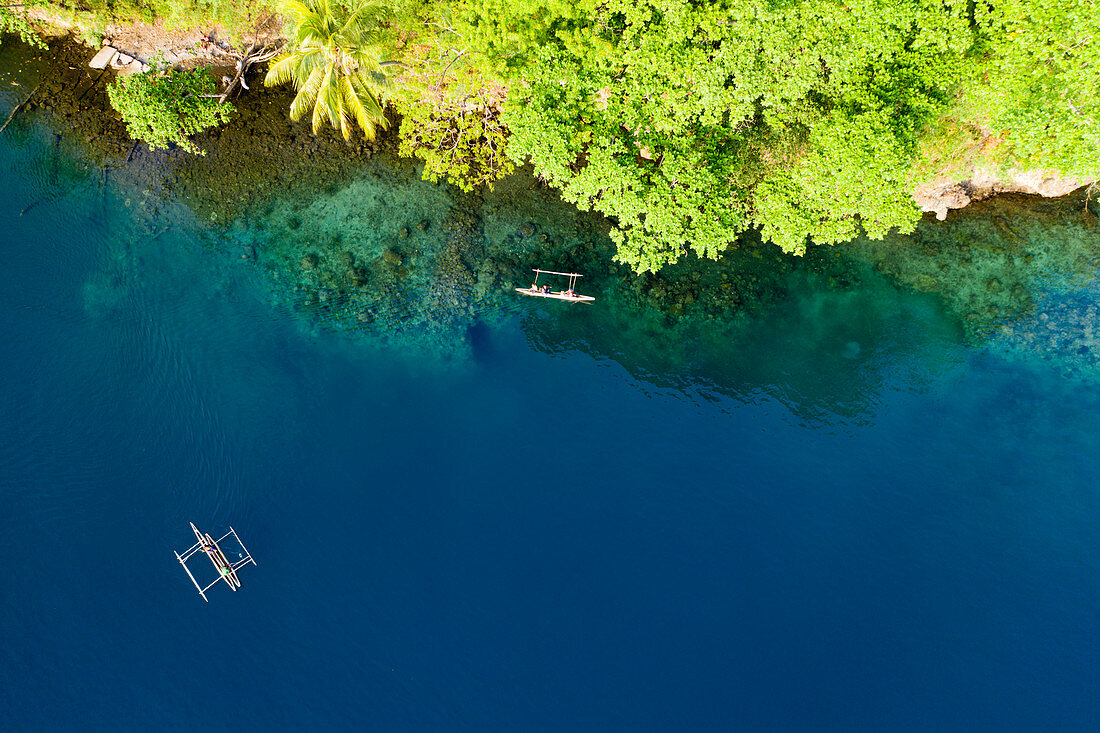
[[175, 521, 256, 601], [515, 269, 595, 303], [204, 530, 241, 588]]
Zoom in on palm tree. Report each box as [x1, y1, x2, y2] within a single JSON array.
[[265, 0, 395, 140]]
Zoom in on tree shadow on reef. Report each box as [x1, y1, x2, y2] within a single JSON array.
[[226, 153, 981, 424], [519, 240, 966, 424]]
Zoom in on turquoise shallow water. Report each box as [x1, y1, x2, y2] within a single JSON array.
[[4, 43, 1100, 730]]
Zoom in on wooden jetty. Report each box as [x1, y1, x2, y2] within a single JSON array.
[[175, 522, 256, 601]]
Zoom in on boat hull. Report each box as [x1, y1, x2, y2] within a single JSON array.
[[515, 288, 595, 303]]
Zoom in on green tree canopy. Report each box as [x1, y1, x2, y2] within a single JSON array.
[[963, 0, 1100, 177], [1, 1, 46, 48], [107, 68, 232, 153], [383, 0, 1100, 270], [495, 0, 979, 268]]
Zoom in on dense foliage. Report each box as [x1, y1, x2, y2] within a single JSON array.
[[265, 0, 394, 140], [394, 88, 512, 192], [107, 68, 233, 153], [1, 1, 47, 48], [30, 0, 1096, 270], [44, 0, 274, 39], [388, 0, 1099, 271], [402, 0, 978, 269], [966, 0, 1100, 178]]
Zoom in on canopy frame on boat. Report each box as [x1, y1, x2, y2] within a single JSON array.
[[516, 269, 595, 303], [175, 522, 257, 602], [533, 268, 583, 292]]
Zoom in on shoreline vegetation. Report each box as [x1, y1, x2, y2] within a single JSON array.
[[2, 0, 1097, 274], [2, 25, 1100, 386]]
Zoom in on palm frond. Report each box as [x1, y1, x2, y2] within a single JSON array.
[[275, 0, 398, 138], [264, 55, 298, 87], [349, 73, 386, 127], [340, 75, 371, 140], [289, 66, 326, 122], [297, 12, 329, 45], [312, 65, 337, 134]]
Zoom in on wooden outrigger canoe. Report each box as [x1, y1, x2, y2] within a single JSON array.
[[516, 269, 595, 303], [514, 286, 595, 302], [205, 532, 241, 588], [176, 522, 257, 601], [190, 521, 239, 590]]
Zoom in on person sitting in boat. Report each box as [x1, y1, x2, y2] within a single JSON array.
[[541, 284, 551, 294], [531, 283, 539, 292], [565, 289, 575, 297]]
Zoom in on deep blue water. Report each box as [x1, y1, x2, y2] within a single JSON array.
[[4, 70, 1100, 731]]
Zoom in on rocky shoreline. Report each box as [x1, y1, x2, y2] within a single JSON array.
[[913, 168, 1092, 221]]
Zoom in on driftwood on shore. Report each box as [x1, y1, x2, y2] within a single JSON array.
[[203, 42, 283, 104]]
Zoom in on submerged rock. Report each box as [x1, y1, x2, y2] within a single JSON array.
[[301, 253, 320, 270], [382, 248, 403, 266], [348, 267, 369, 286]]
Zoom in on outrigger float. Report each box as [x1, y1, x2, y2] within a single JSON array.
[[175, 522, 256, 602], [516, 269, 595, 303]]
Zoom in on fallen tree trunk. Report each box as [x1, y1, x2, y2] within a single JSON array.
[[203, 43, 283, 104]]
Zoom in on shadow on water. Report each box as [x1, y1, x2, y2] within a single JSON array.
[[466, 320, 496, 365], [75, 135, 1099, 424], [521, 255, 966, 422]]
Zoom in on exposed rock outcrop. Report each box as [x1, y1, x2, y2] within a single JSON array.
[[914, 169, 1091, 220]]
